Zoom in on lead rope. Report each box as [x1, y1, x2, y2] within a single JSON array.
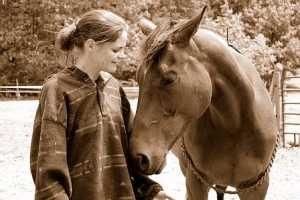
[[181, 131, 280, 194]]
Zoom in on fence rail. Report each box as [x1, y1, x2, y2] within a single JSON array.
[[0, 86, 139, 98], [281, 73, 300, 147], [1, 70, 299, 147]]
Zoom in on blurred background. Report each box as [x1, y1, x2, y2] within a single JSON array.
[[0, 0, 299, 89], [1, 0, 300, 199]]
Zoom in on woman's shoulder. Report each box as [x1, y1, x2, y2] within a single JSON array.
[[43, 74, 59, 88], [42, 69, 70, 93], [39, 75, 63, 100], [46, 66, 76, 82]]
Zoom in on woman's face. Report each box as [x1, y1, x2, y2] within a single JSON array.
[[93, 30, 128, 73]]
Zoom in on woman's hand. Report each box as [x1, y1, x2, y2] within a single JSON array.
[[153, 191, 175, 200]]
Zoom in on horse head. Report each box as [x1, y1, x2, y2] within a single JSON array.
[[130, 7, 212, 174]]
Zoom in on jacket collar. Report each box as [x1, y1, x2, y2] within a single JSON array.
[[68, 65, 112, 86]]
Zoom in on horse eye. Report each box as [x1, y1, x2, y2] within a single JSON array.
[[163, 108, 176, 117], [161, 78, 174, 86], [161, 71, 178, 87]]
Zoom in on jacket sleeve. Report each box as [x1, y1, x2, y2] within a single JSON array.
[[119, 87, 163, 200], [30, 79, 72, 200]]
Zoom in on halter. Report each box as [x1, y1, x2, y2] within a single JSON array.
[[180, 131, 280, 194]]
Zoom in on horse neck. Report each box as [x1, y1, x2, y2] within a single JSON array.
[[192, 33, 255, 132], [207, 74, 244, 132]]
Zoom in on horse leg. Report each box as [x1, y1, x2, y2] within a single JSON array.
[[185, 169, 209, 200], [215, 185, 226, 200], [217, 192, 224, 200], [171, 141, 188, 176], [172, 141, 209, 199], [238, 175, 269, 200]]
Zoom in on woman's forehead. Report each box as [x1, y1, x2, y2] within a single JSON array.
[[113, 31, 128, 47]]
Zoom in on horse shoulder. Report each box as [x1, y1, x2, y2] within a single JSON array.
[[194, 29, 276, 135], [194, 29, 255, 112]]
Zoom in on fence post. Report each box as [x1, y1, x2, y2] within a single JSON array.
[[16, 79, 21, 100], [270, 68, 283, 146]]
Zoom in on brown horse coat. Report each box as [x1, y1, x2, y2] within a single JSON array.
[[130, 7, 277, 200]]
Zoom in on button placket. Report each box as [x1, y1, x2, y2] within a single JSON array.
[[96, 80, 108, 117]]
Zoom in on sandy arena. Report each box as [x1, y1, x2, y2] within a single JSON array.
[[0, 100, 299, 200]]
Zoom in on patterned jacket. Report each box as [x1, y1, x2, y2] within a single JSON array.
[[30, 66, 162, 200]]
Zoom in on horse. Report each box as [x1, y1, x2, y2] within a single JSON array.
[[129, 6, 278, 200]]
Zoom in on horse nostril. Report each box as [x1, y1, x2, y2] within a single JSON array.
[[137, 154, 150, 172]]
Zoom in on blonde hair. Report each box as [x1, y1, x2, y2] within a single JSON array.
[[55, 10, 128, 52]]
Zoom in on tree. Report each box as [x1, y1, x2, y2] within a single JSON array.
[[0, 0, 298, 86]]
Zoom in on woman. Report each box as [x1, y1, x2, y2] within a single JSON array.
[[30, 9, 173, 200]]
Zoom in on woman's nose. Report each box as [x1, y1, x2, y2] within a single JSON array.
[[117, 51, 126, 60]]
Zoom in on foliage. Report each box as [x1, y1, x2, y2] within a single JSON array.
[[203, 6, 277, 85], [241, 0, 300, 71], [0, 0, 299, 85]]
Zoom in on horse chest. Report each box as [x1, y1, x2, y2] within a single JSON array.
[[184, 124, 272, 185]]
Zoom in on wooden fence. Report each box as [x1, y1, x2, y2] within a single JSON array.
[[2, 69, 299, 147], [281, 72, 300, 147], [0, 85, 139, 99], [269, 69, 283, 145], [270, 70, 282, 122], [269, 68, 300, 147]]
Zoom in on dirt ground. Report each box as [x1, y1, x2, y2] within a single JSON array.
[[0, 100, 300, 200]]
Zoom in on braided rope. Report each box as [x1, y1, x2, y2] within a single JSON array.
[[181, 131, 280, 194]]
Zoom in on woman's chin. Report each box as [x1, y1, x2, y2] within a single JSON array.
[[101, 68, 115, 74], [106, 64, 117, 74]]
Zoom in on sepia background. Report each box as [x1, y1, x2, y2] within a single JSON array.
[[0, 0, 300, 199]]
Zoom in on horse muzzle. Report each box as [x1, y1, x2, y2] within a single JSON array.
[[131, 152, 166, 175]]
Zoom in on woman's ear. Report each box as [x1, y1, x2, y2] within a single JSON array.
[[84, 39, 96, 52]]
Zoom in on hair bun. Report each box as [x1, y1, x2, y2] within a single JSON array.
[[55, 23, 77, 52]]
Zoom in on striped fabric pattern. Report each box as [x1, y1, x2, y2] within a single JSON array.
[[30, 66, 162, 200]]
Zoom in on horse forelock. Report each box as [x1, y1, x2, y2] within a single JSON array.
[[140, 18, 199, 82], [143, 23, 170, 63], [138, 22, 170, 83]]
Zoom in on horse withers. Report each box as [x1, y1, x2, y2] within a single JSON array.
[[129, 6, 278, 200]]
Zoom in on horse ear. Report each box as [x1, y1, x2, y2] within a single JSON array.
[[171, 6, 207, 46], [138, 18, 157, 36]]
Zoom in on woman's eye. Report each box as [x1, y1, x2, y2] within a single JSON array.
[[113, 47, 124, 53]]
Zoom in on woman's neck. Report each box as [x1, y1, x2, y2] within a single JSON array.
[[76, 60, 101, 82]]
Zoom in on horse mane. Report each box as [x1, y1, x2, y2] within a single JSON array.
[[136, 22, 168, 83], [142, 18, 242, 68], [139, 18, 204, 83], [142, 21, 171, 68], [197, 25, 242, 54]]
